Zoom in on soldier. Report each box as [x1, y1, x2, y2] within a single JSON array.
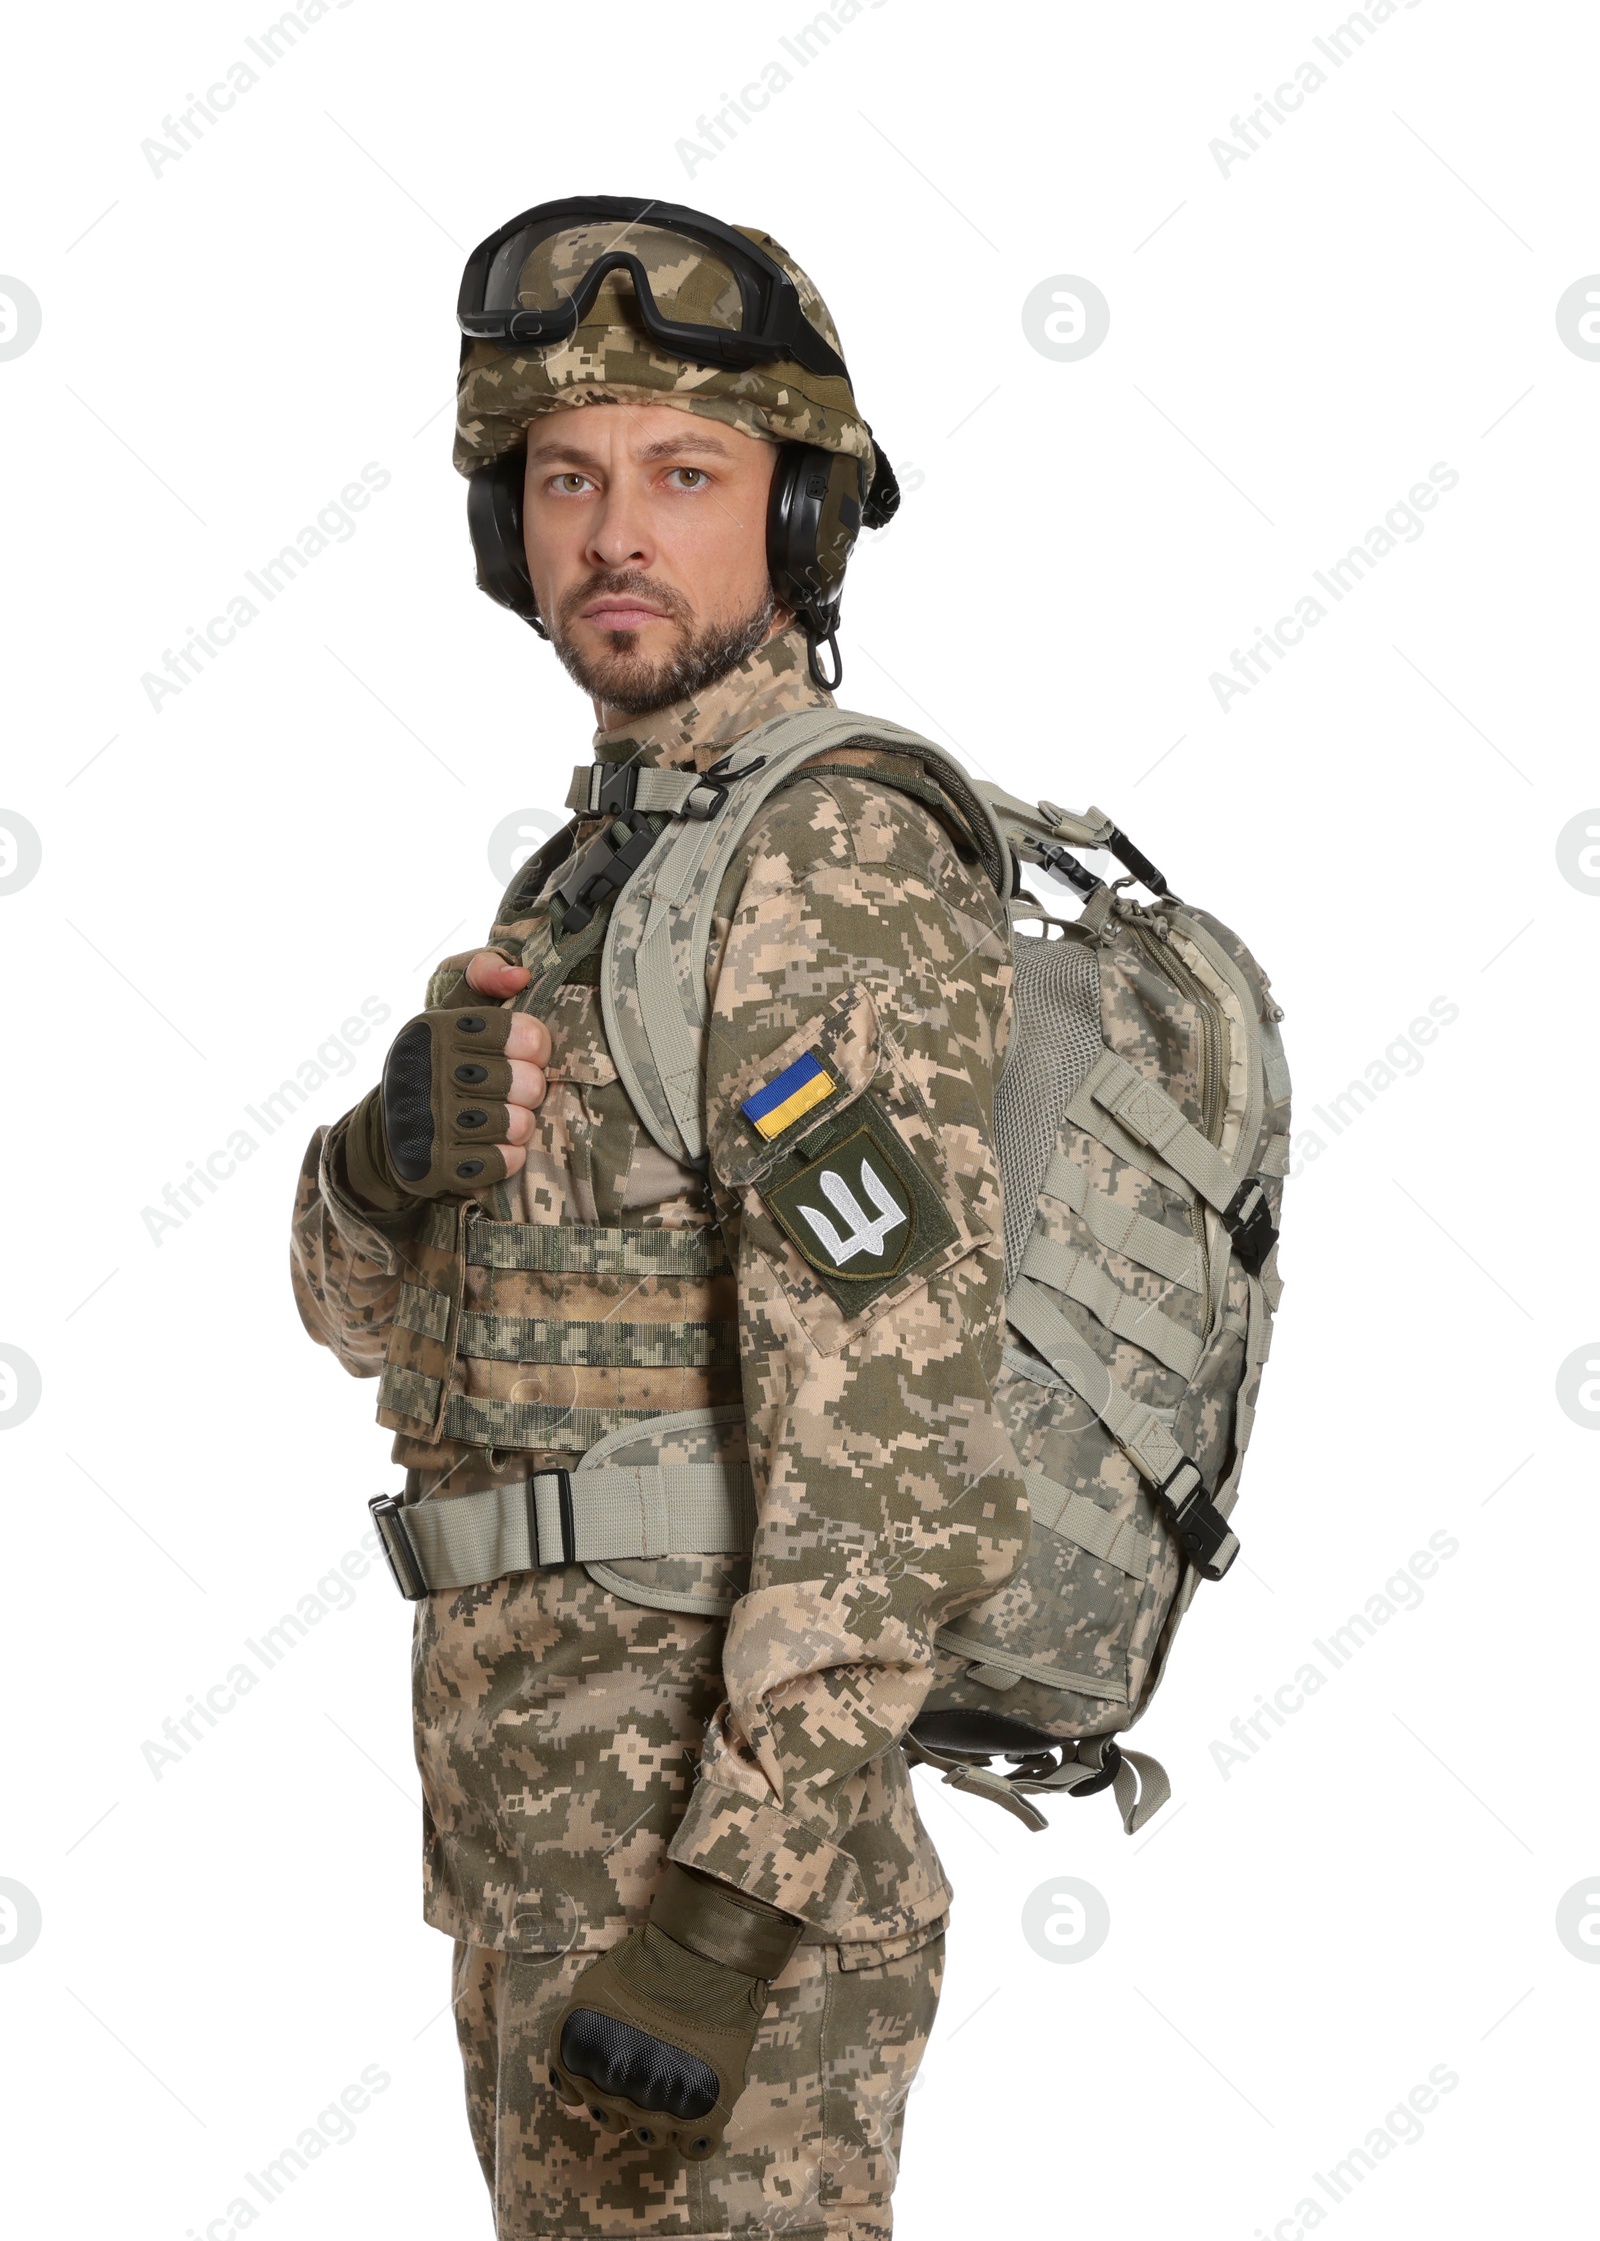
[[291, 198, 1030, 2239]]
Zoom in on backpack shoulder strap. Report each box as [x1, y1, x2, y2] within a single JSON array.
[[602, 705, 1010, 1166]]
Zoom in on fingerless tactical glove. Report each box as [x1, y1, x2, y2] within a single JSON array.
[[342, 1002, 519, 1211], [548, 1864, 804, 2160]]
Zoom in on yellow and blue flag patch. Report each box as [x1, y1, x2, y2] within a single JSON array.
[[740, 1050, 837, 1141]]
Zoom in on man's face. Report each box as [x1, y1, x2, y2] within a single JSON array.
[[520, 402, 784, 717]]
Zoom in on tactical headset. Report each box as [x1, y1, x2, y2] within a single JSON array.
[[458, 197, 900, 689]]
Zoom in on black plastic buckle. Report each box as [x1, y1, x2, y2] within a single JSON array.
[[527, 1469, 577, 1568], [1107, 824, 1168, 898], [368, 1493, 427, 1601], [555, 816, 663, 934], [1222, 1177, 1278, 1277], [1037, 841, 1105, 902], [591, 764, 638, 817], [1153, 1465, 1239, 1582]]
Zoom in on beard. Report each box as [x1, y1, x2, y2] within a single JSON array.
[[549, 570, 779, 718]]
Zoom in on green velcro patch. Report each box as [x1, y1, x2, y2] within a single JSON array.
[[761, 1093, 959, 1313]]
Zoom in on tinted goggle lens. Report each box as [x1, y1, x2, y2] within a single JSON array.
[[468, 220, 750, 336]]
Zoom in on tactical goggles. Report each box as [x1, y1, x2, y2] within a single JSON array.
[[457, 196, 850, 381]]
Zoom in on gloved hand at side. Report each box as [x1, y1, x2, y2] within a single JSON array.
[[339, 951, 550, 1213], [548, 1863, 804, 2160]]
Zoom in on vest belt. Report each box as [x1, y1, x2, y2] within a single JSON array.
[[369, 1459, 755, 1600]]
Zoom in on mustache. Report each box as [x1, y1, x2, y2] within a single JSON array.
[[557, 570, 692, 633]]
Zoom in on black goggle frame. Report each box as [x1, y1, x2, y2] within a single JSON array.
[[458, 195, 849, 383]]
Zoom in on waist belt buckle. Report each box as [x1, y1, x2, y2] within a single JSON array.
[[368, 1492, 427, 1601], [528, 1469, 578, 1567]]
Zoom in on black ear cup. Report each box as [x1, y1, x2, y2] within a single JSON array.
[[765, 443, 868, 643], [466, 450, 546, 633]]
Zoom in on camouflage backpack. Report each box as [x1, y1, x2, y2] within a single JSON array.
[[588, 706, 1290, 1833]]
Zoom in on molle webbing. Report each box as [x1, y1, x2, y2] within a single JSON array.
[[378, 1206, 736, 1450], [445, 1315, 734, 1371], [447, 1208, 728, 1275], [1021, 1467, 1150, 1580], [377, 1365, 659, 1453], [1038, 1149, 1204, 1291], [1017, 1232, 1204, 1380]]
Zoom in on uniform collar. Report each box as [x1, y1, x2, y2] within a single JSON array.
[[590, 623, 831, 773]]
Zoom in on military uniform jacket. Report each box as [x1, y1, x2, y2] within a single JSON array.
[[291, 626, 1029, 1958]]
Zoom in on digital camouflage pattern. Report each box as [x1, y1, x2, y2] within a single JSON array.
[[290, 623, 1029, 1956], [453, 1920, 943, 2238], [925, 885, 1289, 1746], [454, 221, 875, 481]]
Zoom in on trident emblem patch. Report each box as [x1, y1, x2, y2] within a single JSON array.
[[796, 1158, 908, 1265], [763, 1112, 938, 1299]]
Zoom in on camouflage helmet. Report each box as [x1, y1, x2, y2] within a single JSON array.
[[454, 210, 878, 486]]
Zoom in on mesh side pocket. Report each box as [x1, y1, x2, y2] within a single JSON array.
[[993, 929, 1103, 1286]]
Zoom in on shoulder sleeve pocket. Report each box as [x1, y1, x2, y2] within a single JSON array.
[[711, 984, 980, 1330]]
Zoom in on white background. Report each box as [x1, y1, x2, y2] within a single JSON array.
[[1, 3, 1594, 2236]]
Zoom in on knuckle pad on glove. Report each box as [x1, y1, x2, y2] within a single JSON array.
[[559, 2009, 719, 2122], [381, 1020, 437, 1183], [381, 1007, 521, 1196], [448, 1097, 511, 1143]]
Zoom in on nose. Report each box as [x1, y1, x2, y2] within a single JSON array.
[[585, 480, 655, 575]]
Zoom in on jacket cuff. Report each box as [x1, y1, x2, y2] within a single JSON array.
[[318, 1108, 424, 1271], [666, 1782, 866, 1933]]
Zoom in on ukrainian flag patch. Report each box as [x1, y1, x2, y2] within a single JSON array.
[[741, 1050, 838, 1141]]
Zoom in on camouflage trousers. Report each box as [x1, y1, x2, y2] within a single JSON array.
[[451, 1919, 945, 2239]]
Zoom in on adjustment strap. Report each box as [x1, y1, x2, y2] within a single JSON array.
[[904, 1731, 1171, 1835], [1086, 1052, 1239, 1216], [1110, 1745, 1171, 1834], [901, 1734, 1050, 1832], [368, 1457, 756, 1598], [941, 1736, 1170, 1837], [1257, 1131, 1291, 1179], [565, 764, 734, 820]]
